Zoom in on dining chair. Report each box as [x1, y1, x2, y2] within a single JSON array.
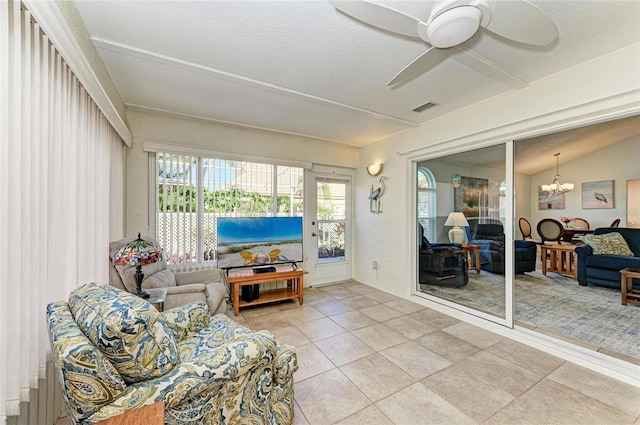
[[518, 217, 532, 239], [610, 218, 621, 227], [537, 218, 565, 245], [518, 217, 542, 243]]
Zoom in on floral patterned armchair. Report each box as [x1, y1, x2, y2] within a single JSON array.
[[47, 283, 297, 424]]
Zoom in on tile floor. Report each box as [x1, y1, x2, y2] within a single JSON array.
[[242, 281, 640, 425], [56, 280, 640, 425]]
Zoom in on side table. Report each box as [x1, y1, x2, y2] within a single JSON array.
[[98, 401, 164, 424], [620, 268, 640, 306], [541, 244, 577, 279], [462, 244, 481, 274], [146, 288, 168, 312]]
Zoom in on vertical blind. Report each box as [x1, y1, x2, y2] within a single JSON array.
[[154, 152, 304, 272], [0, 1, 125, 422]]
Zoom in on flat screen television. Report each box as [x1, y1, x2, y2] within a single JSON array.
[[216, 216, 303, 269]]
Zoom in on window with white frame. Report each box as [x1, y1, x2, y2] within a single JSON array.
[[153, 152, 304, 270], [417, 167, 437, 242]]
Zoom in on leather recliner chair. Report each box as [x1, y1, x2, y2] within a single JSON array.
[[469, 222, 536, 274], [418, 224, 468, 287]]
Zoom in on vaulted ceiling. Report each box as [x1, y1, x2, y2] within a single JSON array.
[[73, 0, 640, 150]]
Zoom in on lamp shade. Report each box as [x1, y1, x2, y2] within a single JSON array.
[[113, 234, 163, 267], [444, 212, 469, 227], [113, 234, 162, 299], [444, 212, 469, 244]]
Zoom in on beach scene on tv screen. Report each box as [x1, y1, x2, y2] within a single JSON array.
[[217, 217, 303, 268]]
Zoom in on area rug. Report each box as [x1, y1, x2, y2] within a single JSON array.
[[420, 269, 640, 359]]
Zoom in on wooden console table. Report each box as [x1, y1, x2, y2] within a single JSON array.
[[620, 268, 640, 306], [541, 244, 576, 279], [227, 265, 306, 316]]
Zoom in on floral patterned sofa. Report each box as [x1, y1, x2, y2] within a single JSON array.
[[47, 282, 297, 424]]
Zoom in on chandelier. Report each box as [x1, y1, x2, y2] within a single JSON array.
[[541, 153, 574, 194]]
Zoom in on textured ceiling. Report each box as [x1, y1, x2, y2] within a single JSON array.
[[73, 0, 640, 148], [420, 114, 640, 175]]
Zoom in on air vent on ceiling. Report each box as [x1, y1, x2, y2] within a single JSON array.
[[412, 102, 438, 113]]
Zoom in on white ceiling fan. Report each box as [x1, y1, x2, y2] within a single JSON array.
[[328, 0, 558, 87]]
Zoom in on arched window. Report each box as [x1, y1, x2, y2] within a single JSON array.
[[417, 167, 437, 242]]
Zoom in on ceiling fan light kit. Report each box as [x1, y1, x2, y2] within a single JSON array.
[[426, 6, 482, 48], [330, 0, 558, 86]]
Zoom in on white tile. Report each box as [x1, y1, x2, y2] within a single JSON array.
[[294, 343, 335, 382], [442, 321, 504, 348], [548, 362, 640, 417], [380, 340, 451, 380], [294, 317, 347, 342], [359, 304, 405, 322], [376, 382, 475, 425], [314, 333, 375, 366], [295, 369, 370, 425], [351, 323, 408, 352], [340, 353, 415, 402]]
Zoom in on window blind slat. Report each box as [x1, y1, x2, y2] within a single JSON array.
[[0, 1, 126, 420], [154, 155, 304, 271]]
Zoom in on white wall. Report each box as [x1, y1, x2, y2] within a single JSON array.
[[354, 44, 640, 296], [125, 109, 359, 235], [527, 135, 640, 229]]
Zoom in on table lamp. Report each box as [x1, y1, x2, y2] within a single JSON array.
[[444, 212, 469, 244], [112, 233, 163, 299]]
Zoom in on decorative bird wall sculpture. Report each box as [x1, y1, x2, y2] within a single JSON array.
[[369, 176, 387, 214]]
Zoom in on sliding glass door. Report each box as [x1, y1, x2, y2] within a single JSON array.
[[414, 142, 514, 327]]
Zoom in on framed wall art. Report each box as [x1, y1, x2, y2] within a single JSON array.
[[538, 186, 565, 210], [582, 180, 614, 209], [454, 176, 489, 217]]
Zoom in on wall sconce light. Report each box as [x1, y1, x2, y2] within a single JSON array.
[[367, 162, 383, 176]]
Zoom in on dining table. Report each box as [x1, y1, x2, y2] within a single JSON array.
[[562, 228, 594, 242]]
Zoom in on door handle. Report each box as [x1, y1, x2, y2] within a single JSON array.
[[311, 232, 318, 237]]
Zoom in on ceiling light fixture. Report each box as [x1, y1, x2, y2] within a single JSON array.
[[425, 5, 484, 48], [541, 153, 574, 194]]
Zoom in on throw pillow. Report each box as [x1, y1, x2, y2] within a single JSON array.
[[117, 261, 177, 293], [69, 283, 179, 384], [584, 232, 634, 256]]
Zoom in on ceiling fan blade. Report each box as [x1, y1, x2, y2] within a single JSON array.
[[387, 47, 447, 86], [485, 0, 558, 46], [328, 0, 422, 38], [449, 47, 528, 89]]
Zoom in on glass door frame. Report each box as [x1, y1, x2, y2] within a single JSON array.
[[409, 140, 515, 328], [304, 166, 354, 286]]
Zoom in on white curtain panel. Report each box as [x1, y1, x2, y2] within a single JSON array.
[[0, 0, 126, 421]]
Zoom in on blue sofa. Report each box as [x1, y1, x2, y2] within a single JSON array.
[[576, 227, 640, 289]]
